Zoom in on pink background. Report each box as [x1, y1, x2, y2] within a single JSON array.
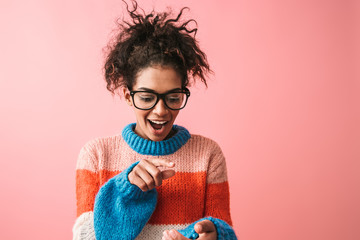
[[0, 0, 359, 239]]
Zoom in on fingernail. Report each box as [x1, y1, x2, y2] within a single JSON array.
[[169, 162, 174, 166]]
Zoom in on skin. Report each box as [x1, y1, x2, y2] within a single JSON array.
[[162, 220, 217, 240], [123, 65, 217, 240], [123, 65, 181, 142]]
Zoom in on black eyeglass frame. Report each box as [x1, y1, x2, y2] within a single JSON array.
[[129, 88, 191, 110]]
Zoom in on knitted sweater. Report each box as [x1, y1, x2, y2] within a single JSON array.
[[73, 123, 237, 239]]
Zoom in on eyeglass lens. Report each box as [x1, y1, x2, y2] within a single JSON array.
[[133, 92, 187, 110]]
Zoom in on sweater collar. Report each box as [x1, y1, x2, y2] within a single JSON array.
[[121, 123, 191, 156]]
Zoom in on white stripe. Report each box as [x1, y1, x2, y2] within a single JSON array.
[[136, 223, 191, 239], [72, 211, 95, 240], [73, 212, 192, 239]]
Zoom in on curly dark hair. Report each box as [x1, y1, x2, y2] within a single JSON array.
[[103, 0, 211, 96]]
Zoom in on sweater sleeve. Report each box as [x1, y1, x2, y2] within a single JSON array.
[[178, 141, 237, 240], [93, 161, 158, 240], [73, 142, 99, 240], [205, 142, 237, 239], [204, 141, 233, 224], [73, 141, 158, 240], [204, 142, 237, 239]]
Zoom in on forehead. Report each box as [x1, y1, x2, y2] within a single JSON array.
[[133, 66, 182, 93]]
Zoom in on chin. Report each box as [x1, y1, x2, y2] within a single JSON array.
[[149, 130, 171, 142], [146, 121, 173, 141]]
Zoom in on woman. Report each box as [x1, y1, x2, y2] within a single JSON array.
[[73, 1, 237, 239]]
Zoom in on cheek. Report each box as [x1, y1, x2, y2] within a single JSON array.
[[134, 109, 149, 121], [170, 110, 180, 121]]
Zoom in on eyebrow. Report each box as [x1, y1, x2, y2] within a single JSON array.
[[136, 87, 183, 93]]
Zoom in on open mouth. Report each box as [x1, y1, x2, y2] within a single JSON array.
[[148, 119, 168, 130]]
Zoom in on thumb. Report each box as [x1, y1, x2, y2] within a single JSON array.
[[195, 220, 216, 234]]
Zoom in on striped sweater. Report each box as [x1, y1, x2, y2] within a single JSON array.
[[73, 123, 236, 239]]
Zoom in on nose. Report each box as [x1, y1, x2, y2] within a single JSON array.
[[152, 98, 168, 116]]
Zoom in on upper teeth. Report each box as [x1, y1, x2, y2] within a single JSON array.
[[149, 120, 167, 124]]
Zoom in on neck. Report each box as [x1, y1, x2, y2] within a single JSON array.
[[122, 123, 191, 156]]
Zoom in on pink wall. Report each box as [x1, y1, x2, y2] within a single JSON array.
[[0, 0, 359, 239]]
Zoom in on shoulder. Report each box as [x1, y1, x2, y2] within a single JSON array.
[[188, 134, 224, 153], [76, 134, 123, 170], [187, 134, 228, 182], [179, 133, 225, 160], [80, 133, 122, 153]]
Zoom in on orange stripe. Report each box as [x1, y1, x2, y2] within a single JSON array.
[[98, 169, 120, 186], [149, 171, 207, 224], [76, 169, 120, 217], [76, 169, 232, 225], [76, 169, 99, 217], [205, 181, 233, 226]]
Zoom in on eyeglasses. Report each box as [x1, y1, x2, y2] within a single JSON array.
[[129, 88, 190, 110]]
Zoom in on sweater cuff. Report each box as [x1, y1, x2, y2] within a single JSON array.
[[207, 217, 237, 240], [177, 217, 237, 240]]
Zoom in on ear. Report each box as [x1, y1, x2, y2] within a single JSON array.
[[122, 87, 133, 106]]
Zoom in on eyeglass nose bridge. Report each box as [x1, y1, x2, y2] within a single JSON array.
[[152, 93, 168, 110]]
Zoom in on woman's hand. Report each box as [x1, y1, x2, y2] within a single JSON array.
[[162, 220, 217, 240], [128, 159, 175, 191]]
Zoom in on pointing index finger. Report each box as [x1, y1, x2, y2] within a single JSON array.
[[149, 158, 175, 168]]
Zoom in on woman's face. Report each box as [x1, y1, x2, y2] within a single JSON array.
[[123, 65, 183, 141]]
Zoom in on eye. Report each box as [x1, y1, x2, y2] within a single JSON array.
[[166, 93, 182, 103], [140, 96, 155, 102], [168, 97, 180, 103], [137, 93, 156, 102]]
